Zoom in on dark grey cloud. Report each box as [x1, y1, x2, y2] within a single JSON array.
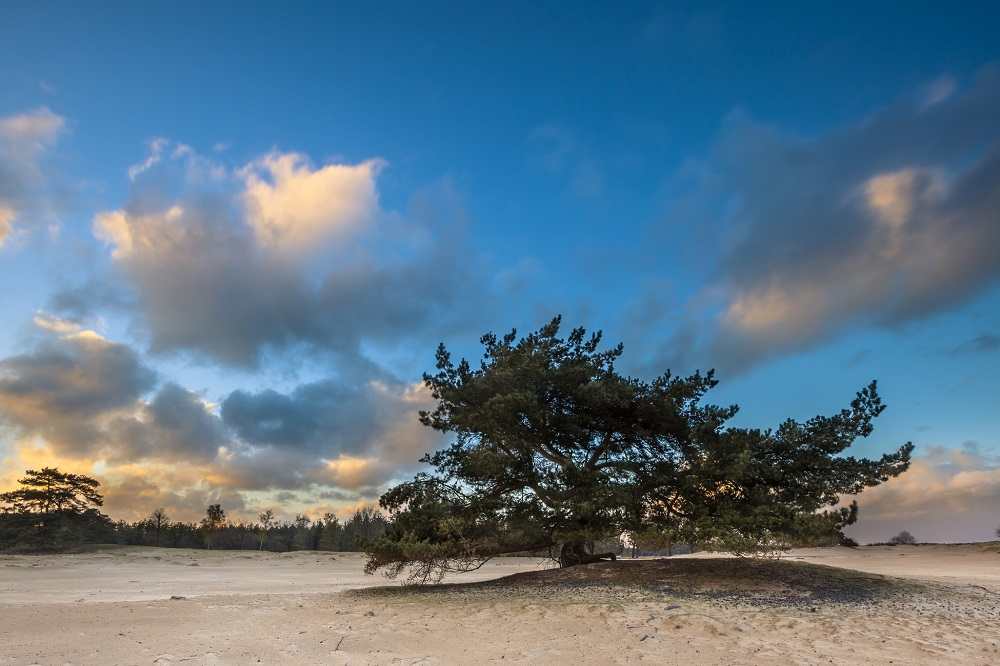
[[316, 487, 382, 502], [0, 330, 229, 467], [649, 68, 1000, 376], [49, 277, 134, 321], [106, 382, 230, 463], [219, 376, 442, 492], [0, 327, 440, 506], [222, 379, 394, 456], [0, 332, 156, 454]]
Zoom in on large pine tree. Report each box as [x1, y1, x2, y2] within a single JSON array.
[[364, 317, 913, 582]]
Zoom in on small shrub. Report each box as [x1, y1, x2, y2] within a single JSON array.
[[839, 535, 859, 548], [887, 530, 917, 545]]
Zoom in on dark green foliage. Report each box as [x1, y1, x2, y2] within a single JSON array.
[[314, 512, 342, 550], [200, 504, 226, 549], [0, 468, 112, 550], [0, 467, 103, 514], [364, 316, 914, 582], [839, 535, 860, 548], [149, 508, 169, 547], [340, 506, 390, 551], [105, 506, 380, 552]]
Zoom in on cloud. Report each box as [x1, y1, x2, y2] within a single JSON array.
[[0, 330, 157, 455], [11, 141, 502, 522], [83, 142, 492, 369], [0, 323, 442, 521], [653, 68, 1000, 375], [127, 138, 170, 181], [242, 152, 385, 256], [529, 124, 606, 198], [846, 444, 1000, 543], [0, 327, 229, 472], [105, 382, 229, 463], [219, 379, 441, 492], [920, 74, 957, 108], [950, 333, 1000, 356], [32, 312, 82, 335], [0, 107, 64, 246], [93, 198, 319, 367]]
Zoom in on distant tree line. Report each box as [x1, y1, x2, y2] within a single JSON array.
[[111, 504, 390, 552], [0, 468, 388, 553], [866, 530, 919, 546], [4, 468, 951, 557]]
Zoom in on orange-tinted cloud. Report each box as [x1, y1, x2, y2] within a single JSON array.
[[847, 445, 1000, 543]]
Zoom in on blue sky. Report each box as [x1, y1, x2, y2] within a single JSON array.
[[1, 2, 998, 542]]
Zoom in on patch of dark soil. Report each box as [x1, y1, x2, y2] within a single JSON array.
[[354, 558, 935, 608]]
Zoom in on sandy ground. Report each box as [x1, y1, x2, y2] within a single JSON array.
[[1, 544, 998, 665]]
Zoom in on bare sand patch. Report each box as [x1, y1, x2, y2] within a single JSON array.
[[2, 544, 998, 664]]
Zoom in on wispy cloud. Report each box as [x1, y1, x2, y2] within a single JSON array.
[[529, 124, 606, 198], [949, 333, 1000, 356], [0, 107, 65, 246], [127, 138, 170, 181]]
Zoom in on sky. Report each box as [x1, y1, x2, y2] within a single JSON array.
[[1, 1, 998, 543]]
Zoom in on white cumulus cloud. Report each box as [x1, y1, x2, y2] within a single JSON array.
[[242, 152, 385, 257]]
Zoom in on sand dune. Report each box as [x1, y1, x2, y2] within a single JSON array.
[[2, 544, 998, 664]]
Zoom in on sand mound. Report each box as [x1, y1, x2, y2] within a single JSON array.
[[356, 557, 931, 607]]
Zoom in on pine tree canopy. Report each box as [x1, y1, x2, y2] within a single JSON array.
[[363, 316, 913, 582]]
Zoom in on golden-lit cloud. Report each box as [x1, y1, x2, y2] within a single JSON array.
[[651, 73, 1000, 375], [80, 142, 491, 369], [847, 446, 1000, 543], [93, 206, 186, 259], [719, 161, 995, 351], [0, 323, 440, 523], [865, 169, 921, 234], [32, 312, 82, 335], [242, 152, 385, 256], [322, 455, 384, 491]]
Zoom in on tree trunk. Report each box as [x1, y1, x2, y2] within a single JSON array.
[[558, 541, 617, 568]]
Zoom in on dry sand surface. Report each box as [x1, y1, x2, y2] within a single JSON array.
[[2, 544, 998, 665]]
